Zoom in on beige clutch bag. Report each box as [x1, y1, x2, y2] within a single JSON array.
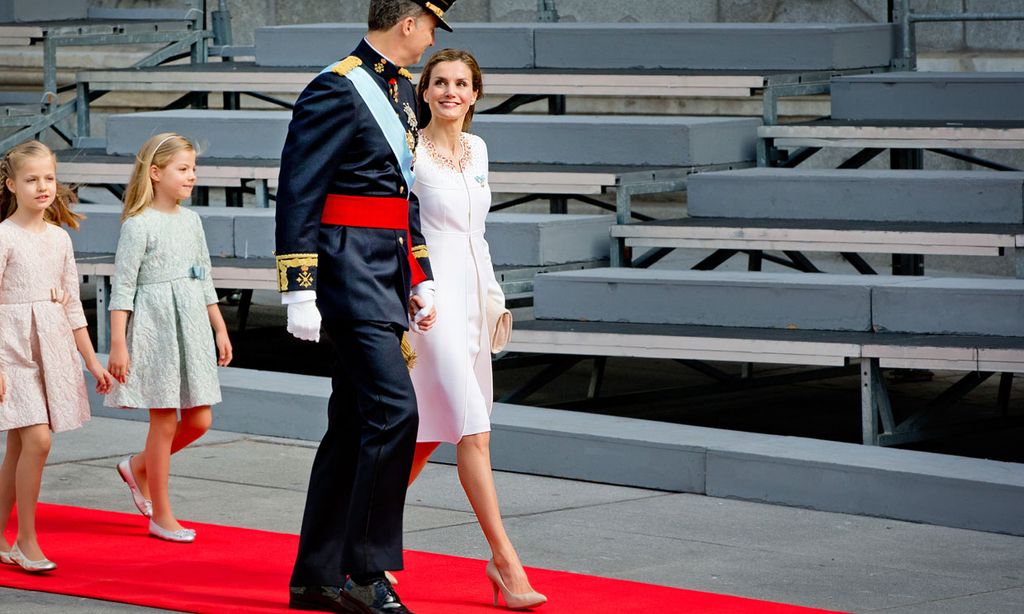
[[487, 294, 513, 353]]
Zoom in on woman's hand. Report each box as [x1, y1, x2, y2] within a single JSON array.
[[409, 294, 437, 332], [0, 371, 6, 403], [216, 330, 233, 367], [88, 361, 116, 395], [107, 342, 131, 384]]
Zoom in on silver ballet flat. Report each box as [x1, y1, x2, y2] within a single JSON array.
[[148, 519, 196, 543], [9, 543, 57, 573], [116, 455, 153, 517]]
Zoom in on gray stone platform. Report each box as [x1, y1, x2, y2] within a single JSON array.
[[105, 110, 759, 167], [485, 213, 612, 266], [0, 0, 85, 22], [252, 22, 894, 72], [255, 23, 533, 68], [874, 277, 1024, 337], [831, 71, 1024, 123], [687, 168, 1024, 224], [105, 110, 291, 159], [82, 365, 1024, 538], [70, 205, 610, 266], [533, 269, 1024, 337], [533, 269, 900, 331], [533, 23, 894, 71]]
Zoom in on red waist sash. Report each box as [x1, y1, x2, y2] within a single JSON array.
[[321, 194, 426, 286]]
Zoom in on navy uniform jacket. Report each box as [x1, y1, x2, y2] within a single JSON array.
[[275, 39, 432, 327]]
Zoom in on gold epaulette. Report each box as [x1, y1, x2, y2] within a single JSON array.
[[398, 67, 413, 81], [276, 253, 318, 292], [411, 245, 429, 258], [331, 56, 362, 77]]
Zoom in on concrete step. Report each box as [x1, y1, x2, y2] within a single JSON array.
[[533, 268, 1024, 337], [253, 22, 894, 72], [485, 213, 612, 266], [687, 168, 1024, 224], [105, 110, 759, 167], [255, 23, 533, 69], [873, 277, 1024, 337], [0, 0, 85, 22], [71, 205, 610, 266], [831, 71, 1024, 123], [105, 110, 291, 160], [86, 361, 1024, 537], [533, 23, 894, 71]]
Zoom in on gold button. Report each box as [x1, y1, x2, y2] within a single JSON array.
[[398, 236, 404, 245], [399, 186, 405, 194]]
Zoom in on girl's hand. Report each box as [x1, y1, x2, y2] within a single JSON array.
[[89, 362, 116, 395], [0, 371, 6, 403], [108, 342, 131, 384], [216, 330, 233, 367]]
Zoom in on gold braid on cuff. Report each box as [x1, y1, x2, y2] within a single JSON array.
[[276, 253, 318, 292]]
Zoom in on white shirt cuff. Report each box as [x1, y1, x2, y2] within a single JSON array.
[[281, 290, 316, 305]]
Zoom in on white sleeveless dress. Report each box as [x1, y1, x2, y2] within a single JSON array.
[[409, 132, 504, 443]]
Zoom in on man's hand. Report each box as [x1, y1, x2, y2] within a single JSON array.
[[410, 281, 437, 333], [287, 299, 322, 342]]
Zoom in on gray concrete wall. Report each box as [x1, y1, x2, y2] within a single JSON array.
[[86, 0, 1023, 54]]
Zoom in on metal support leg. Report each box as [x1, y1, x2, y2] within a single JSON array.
[[998, 372, 1014, 415], [549, 196, 568, 214], [747, 251, 763, 272], [43, 38, 58, 110], [236, 289, 254, 332], [861, 358, 894, 445], [891, 148, 924, 275], [587, 357, 607, 399], [254, 179, 270, 208], [548, 94, 566, 115], [76, 81, 91, 140], [96, 275, 112, 354], [612, 186, 634, 267]]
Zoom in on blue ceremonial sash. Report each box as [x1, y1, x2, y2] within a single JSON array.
[[321, 62, 415, 193]]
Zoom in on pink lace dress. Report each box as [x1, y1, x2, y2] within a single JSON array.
[[0, 219, 91, 432]]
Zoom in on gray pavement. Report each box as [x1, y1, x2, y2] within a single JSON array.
[[1, 416, 1022, 613]]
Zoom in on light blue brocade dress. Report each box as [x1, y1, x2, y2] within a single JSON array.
[[104, 207, 222, 410]]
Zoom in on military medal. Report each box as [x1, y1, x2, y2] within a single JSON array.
[[403, 102, 418, 130], [388, 78, 398, 103]]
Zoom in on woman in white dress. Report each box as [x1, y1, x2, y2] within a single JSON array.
[[405, 49, 546, 610]]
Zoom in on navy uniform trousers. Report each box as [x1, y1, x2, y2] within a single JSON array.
[[289, 318, 419, 586]]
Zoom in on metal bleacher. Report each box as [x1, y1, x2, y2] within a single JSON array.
[[12, 1, 1015, 450], [506, 6, 1024, 448], [0, 0, 211, 153]]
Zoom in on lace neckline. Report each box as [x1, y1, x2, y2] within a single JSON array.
[[421, 132, 472, 174]]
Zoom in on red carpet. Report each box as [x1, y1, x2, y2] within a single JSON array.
[[0, 503, 846, 613]]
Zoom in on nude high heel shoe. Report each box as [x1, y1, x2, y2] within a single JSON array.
[[486, 559, 547, 610], [9, 543, 57, 573]]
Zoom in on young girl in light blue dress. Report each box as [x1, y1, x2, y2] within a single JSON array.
[[105, 133, 233, 543]]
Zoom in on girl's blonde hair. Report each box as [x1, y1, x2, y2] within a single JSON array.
[[122, 132, 195, 221], [0, 140, 82, 229]]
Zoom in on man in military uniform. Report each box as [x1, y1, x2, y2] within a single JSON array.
[[275, 1, 456, 612]]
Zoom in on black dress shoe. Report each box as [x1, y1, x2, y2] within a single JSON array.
[[342, 577, 415, 614], [289, 585, 358, 612]]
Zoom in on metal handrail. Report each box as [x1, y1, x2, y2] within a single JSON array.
[[897, 0, 1024, 69]]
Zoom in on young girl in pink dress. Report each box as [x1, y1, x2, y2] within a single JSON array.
[[0, 140, 114, 573]]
